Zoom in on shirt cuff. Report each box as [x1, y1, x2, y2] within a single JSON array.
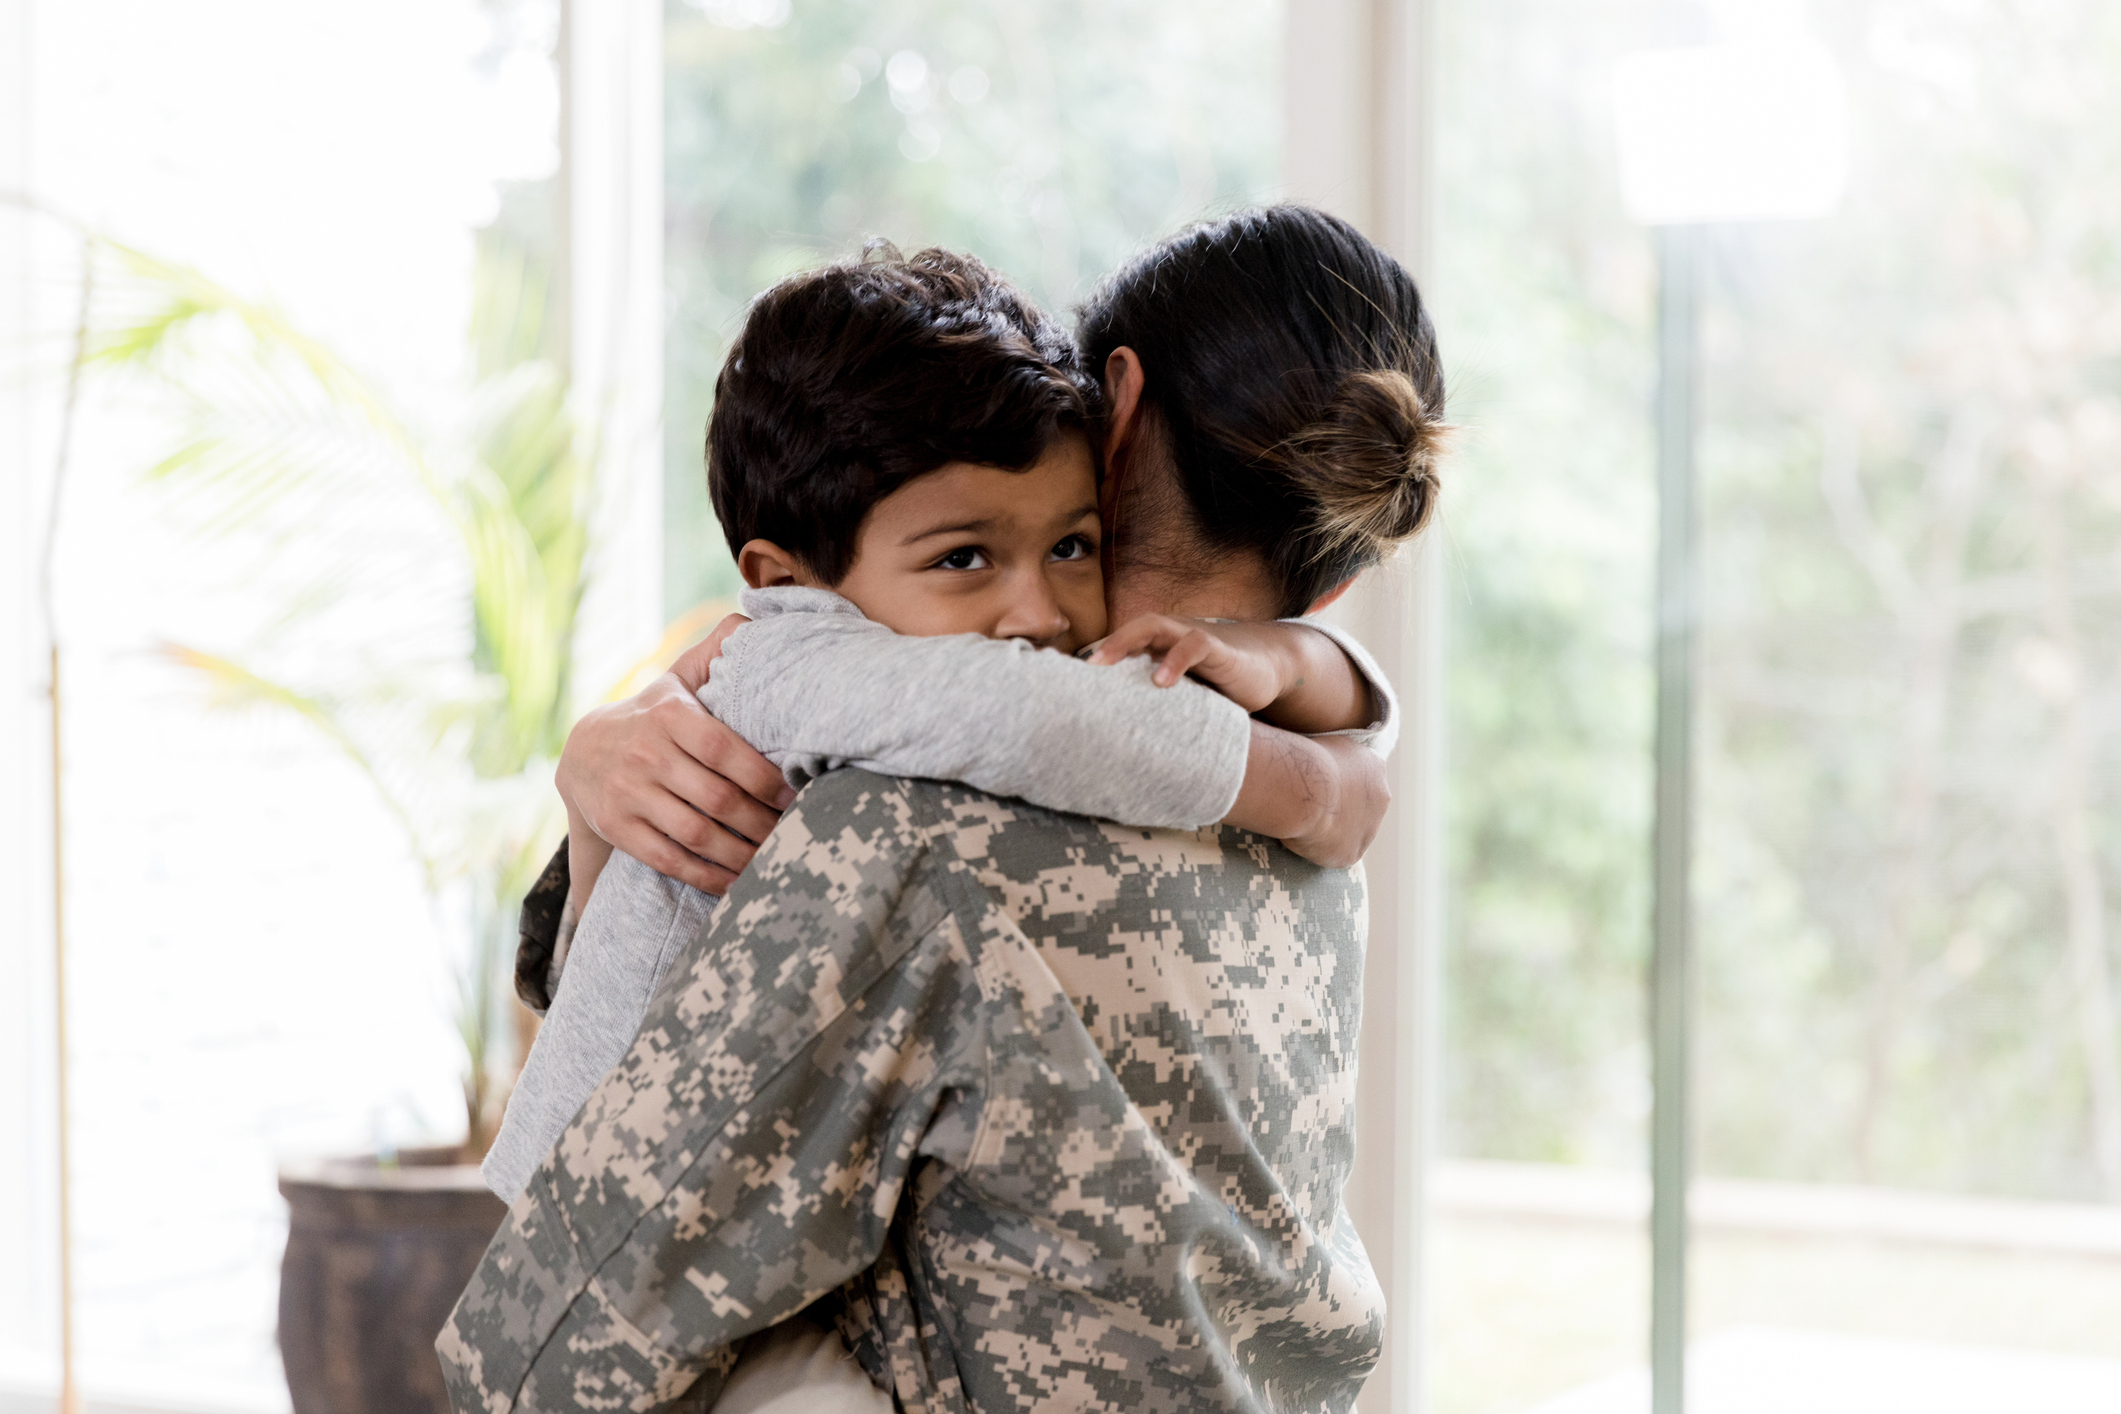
[[1288, 615, 1401, 759]]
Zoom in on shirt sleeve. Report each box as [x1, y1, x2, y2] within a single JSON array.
[[481, 852, 721, 1203], [438, 774, 987, 1414], [1290, 615, 1400, 759], [702, 611, 1253, 829]]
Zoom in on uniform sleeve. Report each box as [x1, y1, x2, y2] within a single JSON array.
[[514, 841, 571, 1014], [482, 852, 720, 1203], [439, 773, 989, 1414], [703, 610, 1253, 828]]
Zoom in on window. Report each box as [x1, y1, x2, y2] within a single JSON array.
[[1434, 1, 2121, 1410]]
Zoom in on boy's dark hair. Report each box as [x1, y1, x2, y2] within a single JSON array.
[[708, 244, 1098, 584]]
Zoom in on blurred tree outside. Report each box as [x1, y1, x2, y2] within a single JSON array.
[[1434, 0, 1661, 1171], [1694, 0, 2121, 1203], [1438, 0, 2121, 1207], [659, 0, 1280, 612]]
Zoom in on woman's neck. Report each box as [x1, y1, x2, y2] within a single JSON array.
[[1107, 554, 1284, 623]]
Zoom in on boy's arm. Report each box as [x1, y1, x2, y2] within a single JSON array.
[[484, 851, 716, 1201], [705, 608, 1257, 831]]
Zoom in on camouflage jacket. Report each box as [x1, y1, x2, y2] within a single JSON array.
[[442, 770, 1382, 1413]]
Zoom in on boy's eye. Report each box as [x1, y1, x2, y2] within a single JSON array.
[[1050, 534, 1095, 562], [934, 547, 989, 571]]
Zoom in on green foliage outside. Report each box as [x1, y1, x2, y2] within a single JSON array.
[[1437, 0, 2121, 1204], [1692, 0, 2121, 1202], [1434, 0, 1661, 1171]]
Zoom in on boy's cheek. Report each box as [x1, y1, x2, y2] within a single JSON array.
[[1061, 585, 1109, 652], [853, 578, 987, 639]]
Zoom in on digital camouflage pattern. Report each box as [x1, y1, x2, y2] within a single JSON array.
[[441, 769, 1381, 1413], [515, 842, 569, 1013]]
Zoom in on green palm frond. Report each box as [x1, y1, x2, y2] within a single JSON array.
[[156, 643, 445, 889], [92, 243, 426, 473], [108, 235, 609, 1153]]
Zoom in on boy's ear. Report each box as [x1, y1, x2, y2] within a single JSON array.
[[737, 539, 813, 590]]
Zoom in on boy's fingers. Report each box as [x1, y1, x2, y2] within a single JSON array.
[[1085, 623, 1170, 665], [1088, 616, 1180, 665], [1155, 631, 1214, 687], [1083, 629, 1137, 665]]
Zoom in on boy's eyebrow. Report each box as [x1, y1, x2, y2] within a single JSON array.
[[900, 504, 1101, 547], [902, 517, 1002, 546]]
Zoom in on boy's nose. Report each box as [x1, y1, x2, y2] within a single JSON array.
[[994, 571, 1071, 646]]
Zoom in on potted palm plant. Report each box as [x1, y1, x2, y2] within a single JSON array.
[[87, 238, 701, 1413]]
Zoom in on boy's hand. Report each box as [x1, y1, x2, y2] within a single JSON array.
[[1085, 616, 1374, 737], [1082, 615, 1292, 714], [555, 615, 796, 898]]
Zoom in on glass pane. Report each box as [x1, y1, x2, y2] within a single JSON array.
[[661, 0, 1280, 615], [1434, 1, 1660, 1410], [1689, 1, 2121, 1407], [1442, 0, 2121, 1410]]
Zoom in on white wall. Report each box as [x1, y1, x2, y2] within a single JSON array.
[[0, 3, 566, 1406]]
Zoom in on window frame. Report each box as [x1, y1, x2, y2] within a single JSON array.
[[1284, 4, 1444, 1411]]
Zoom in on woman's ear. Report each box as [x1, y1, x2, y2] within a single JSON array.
[[737, 539, 812, 590], [1306, 576, 1358, 615], [1101, 346, 1146, 468], [1099, 347, 1148, 567]]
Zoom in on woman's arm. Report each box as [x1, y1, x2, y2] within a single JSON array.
[[702, 601, 1256, 831], [555, 617, 795, 903], [444, 776, 985, 1412], [543, 598, 1396, 933]]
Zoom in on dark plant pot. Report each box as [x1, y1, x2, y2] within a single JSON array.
[[278, 1147, 507, 1414]]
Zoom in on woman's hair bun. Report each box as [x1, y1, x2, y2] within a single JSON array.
[[1078, 205, 1451, 615], [1263, 367, 1453, 563]]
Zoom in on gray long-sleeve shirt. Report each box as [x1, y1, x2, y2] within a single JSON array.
[[483, 585, 1395, 1201]]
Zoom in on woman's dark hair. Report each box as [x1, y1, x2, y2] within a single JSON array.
[[1077, 205, 1450, 617], [709, 244, 1096, 584]]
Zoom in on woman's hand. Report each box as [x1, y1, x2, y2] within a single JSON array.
[[1084, 615, 1374, 734], [557, 615, 796, 905]]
